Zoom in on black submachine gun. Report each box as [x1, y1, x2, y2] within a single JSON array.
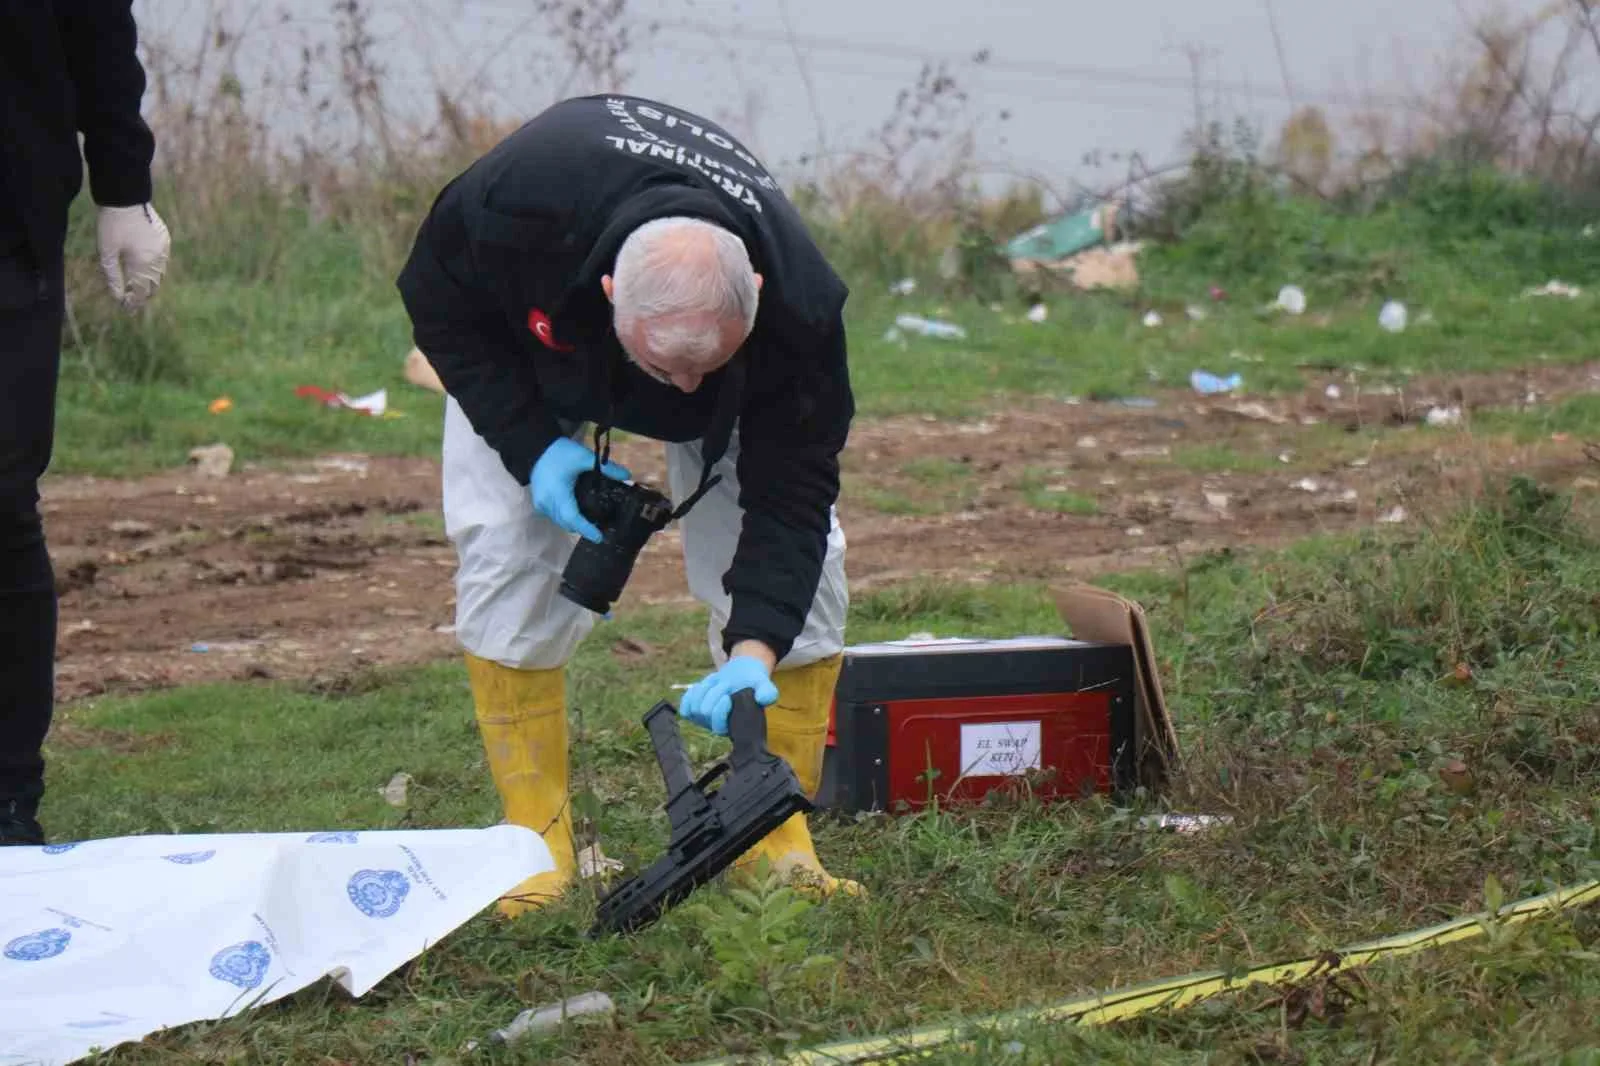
[[589, 688, 811, 937]]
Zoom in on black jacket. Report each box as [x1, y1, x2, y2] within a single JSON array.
[[396, 94, 854, 662], [0, 1, 156, 268]]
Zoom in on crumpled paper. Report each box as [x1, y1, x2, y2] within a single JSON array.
[[0, 825, 551, 1066]]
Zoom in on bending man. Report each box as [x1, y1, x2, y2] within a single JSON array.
[[396, 95, 857, 916]]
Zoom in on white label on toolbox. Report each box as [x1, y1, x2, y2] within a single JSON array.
[[959, 721, 1043, 777]]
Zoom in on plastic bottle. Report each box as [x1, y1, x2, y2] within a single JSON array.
[[893, 314, 967, 340]]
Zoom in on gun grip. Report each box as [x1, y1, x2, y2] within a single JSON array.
[[725, 688, 771, 769]]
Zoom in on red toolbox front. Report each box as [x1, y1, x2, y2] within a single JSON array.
[[817, 636, 1137, 813]]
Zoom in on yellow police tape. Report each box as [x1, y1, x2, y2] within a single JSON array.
[[689, 878, 1600, 1065]]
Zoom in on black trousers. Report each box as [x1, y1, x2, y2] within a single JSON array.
[[0, 236, 64, 816]]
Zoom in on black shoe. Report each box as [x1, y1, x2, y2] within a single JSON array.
[[0, 799, 44, 846]]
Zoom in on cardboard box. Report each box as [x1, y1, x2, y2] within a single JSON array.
[[1051, 583, 1181, 790]]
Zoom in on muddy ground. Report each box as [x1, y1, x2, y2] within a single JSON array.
[[42, 362, 1600, 704]]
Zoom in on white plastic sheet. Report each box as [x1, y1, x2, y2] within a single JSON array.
[[0, 825, 552, 1066]]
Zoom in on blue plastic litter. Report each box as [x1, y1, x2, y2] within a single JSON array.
[[1190, 370, 1243, 395]]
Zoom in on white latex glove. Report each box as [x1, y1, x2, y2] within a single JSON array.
[[97, 204, 171, 312]]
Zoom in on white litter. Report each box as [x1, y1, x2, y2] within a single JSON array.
[[1276, 285, 1307, 315], [313, 390, 389, 417], [1378, 301, 1408, 333], [0, 825, 551, 1066], [1524, 279, 1581, 299], [342, 389, 388, 417], [577, 843, 625, 880], [1219, 401, 1289, 425], [378, 772, 412, 808], [1138, 813, 1235, 834], [464, 990, 616, 1052], [893, 315, 966, 340], [186, 444, 234, 480]]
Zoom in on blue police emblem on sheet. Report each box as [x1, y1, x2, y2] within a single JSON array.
[[163, 849, 217, 864], [347, 869, 411, 918], [208, 940, 271, 989], [306, 831, 359, 844], [4, 928, 72, 962]]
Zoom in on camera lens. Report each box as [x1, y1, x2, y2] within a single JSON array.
[[558, 478, 676, 615], [559, 540, 628, 614]]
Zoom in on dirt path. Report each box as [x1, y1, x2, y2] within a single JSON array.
[[42, 361, 1600, 704]]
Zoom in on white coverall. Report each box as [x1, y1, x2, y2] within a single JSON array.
[[440, 395, 849, 671]]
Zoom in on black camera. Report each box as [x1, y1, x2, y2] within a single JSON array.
[[558, 469, 675, 615]]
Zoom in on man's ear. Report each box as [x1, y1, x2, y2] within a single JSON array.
[[602, 275, 615, 303], [754, 273, 764, 293]]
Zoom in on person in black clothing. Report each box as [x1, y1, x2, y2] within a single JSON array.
[[0, 2, 171, 846], [396, 94, 860, 916]]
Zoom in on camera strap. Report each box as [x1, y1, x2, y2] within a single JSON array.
[[589, 350, 744, 521], [673, 350, 744, 517]]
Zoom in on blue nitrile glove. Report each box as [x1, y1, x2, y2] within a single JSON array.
[[679, 656, 780, 736], [530, 437, 632, 544]]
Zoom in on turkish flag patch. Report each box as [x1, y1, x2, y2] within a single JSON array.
[[527, 308, 575, 352]]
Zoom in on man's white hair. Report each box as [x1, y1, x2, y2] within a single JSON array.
[[612, 216, 759, 364]]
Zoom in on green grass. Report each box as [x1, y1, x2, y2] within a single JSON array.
[[850, 286, 1595, 421], [1171, 443, 1288, 474], [56, 256, 1594, 477], [35, 476, 1600, 1064], [1171, 424, 1394, 475], [900, 457, 978, 483], [1477, 392, 1600, 444], [1016, 467, 1099, 515], [855, 458, 983, 515], [40, 160, 1600, 477], [51, 203, 442, 478]]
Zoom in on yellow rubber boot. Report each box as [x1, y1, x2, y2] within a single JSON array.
[[464, 653, 578, 917], [732, 653, 864, 899]]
